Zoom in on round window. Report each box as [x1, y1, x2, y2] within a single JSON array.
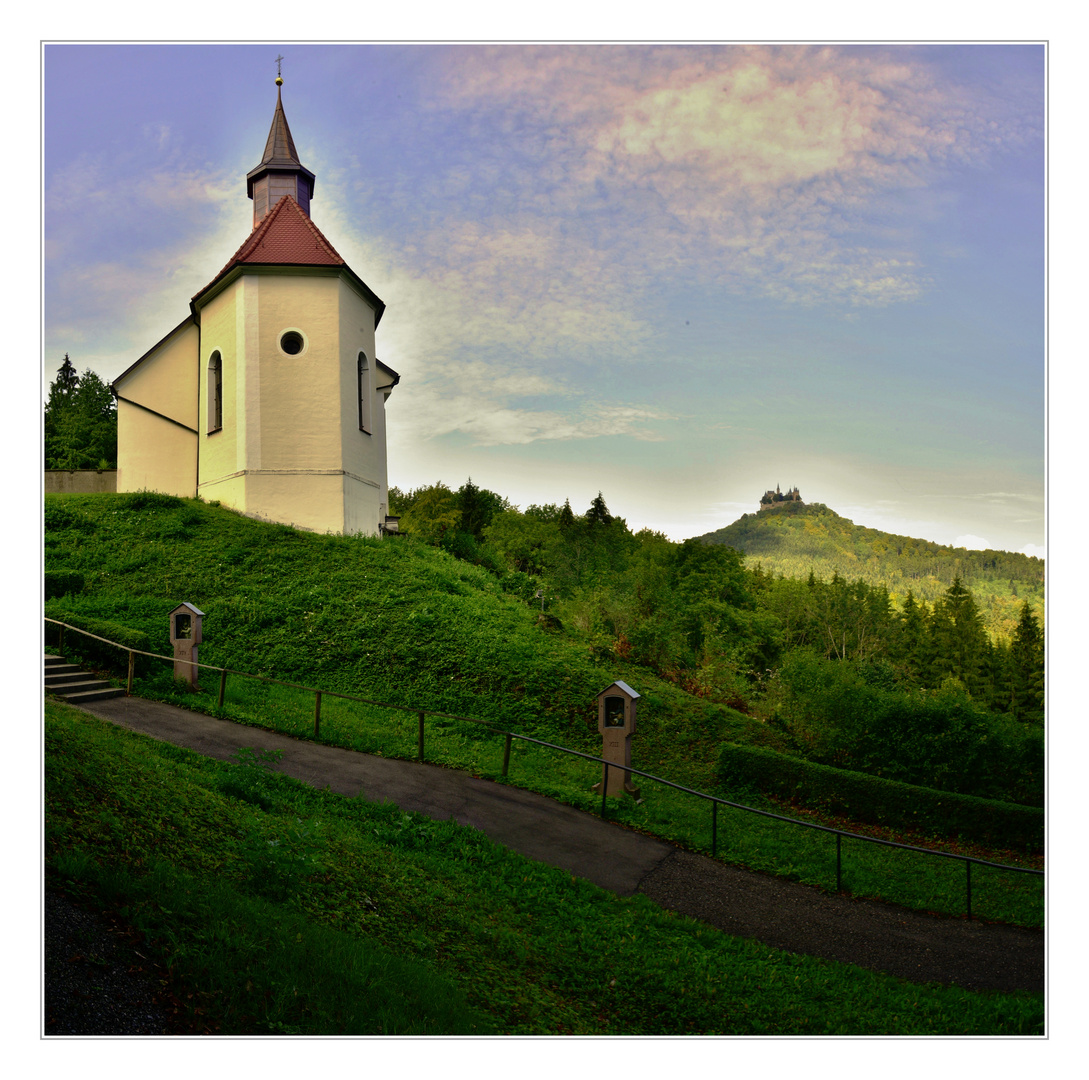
[[280, 330, 305, 355]]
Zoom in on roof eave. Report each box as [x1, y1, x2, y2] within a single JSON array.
[[245, 161, 317, 198], [376, 359, 400, 385], [191, 264, 386, 328]]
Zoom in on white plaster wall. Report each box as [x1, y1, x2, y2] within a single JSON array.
[[116, 400, 197, 496], [338, 276, 384, 534], [257, 274, 341, 472], [243, 471, 347, 534], [115, 321, 199, 497], [193, 268, 391, 535]]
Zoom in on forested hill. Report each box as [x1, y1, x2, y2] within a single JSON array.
[[696, 502, 1044, 637]]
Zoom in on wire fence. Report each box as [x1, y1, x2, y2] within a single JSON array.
[[44, 617, 1043, 921]]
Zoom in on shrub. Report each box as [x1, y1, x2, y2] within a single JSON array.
[[772, 651, 1043, 805], [119, 491, 184, 511], [44, 571, 85, 600], [43, 502, 93, 532], [45, 606, 153, 676]]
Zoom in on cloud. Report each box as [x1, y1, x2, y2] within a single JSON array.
[[44, 43, 1041, 482], [396, 376, 670, 447], [44, 145, 253, 381], [320, 44, 1039, 448], [409, 44, 1037, 311], [954, 534, 993, 550], [1020, 544, 1045, 560]]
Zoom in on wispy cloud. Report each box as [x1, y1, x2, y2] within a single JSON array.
[[338, 45, 1040, 449], [955, 534, 993, 550], [43, 41, 1042, 531], [397, 394, 670, 447], [409, 43, 1037, 312], [45, 145, 252, 381]]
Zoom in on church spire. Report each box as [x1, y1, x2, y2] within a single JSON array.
[[246, 64, 316, 229]]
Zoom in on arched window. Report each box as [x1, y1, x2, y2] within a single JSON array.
[[208, 351, 223, 433], [358, 351, 371, 432]]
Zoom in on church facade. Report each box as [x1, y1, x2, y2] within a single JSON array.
[[112, 77, 399, 536]]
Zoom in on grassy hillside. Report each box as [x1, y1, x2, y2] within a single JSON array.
[[696, 501, 1044, 640], [45, 700, 1043, 1035], [44, 492, 746, 772], [44, 491, 1045, 924]]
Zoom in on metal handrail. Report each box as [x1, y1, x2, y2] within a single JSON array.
[[44, 617, 1043, 919]]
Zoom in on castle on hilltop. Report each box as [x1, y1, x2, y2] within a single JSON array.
[[759, 484, 803, 509]]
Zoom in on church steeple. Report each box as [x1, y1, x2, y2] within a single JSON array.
[[245, 68, 316, 229]]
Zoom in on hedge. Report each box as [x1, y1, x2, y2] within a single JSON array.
[[717, 742, 1043, 853], [44, 571, 85, 600], [45, 606, 154, 677]]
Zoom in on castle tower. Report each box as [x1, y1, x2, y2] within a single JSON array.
[[113, 73, 399, 536]]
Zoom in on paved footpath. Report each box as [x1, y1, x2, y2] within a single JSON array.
[[73, 695, 1043, 994]]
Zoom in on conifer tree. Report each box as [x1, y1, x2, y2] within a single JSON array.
[[457, 477, 488, 540], [44, 357, 117, 469], [929, 577, 991, 699], [557, 498, 576, 535], [1009, 601, 1045, 723], [893, 590, 929, 684], [585, 492, 613, 528]]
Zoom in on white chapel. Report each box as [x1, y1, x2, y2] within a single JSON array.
[[112, 74, 399, 536]]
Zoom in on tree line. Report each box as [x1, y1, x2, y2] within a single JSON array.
[[390, 480, 1044, 804]]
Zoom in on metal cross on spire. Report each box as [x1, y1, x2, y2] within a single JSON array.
[[275, 54, 284, 85]]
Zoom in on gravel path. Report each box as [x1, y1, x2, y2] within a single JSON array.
[[44, 890, 177, 1035]]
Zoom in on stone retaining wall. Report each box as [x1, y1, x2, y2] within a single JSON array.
[[45, 470, 118, 494]]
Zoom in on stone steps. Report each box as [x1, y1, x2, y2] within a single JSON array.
[[45, 654, 126, 704]]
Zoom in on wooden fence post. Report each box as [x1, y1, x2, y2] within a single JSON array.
[[314, 690, 322, 738], [218, 670, 227, 710], [127, 650, 135, 695]]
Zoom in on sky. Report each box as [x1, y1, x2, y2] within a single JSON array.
[[42, 42, 1046, 555]]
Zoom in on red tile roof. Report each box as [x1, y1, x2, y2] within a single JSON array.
[[192, 195, 385, 324], [207, 195, 343, 280]]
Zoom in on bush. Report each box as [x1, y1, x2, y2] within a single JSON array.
[[43, 501, 93, 532], [717, 742, 1043, 852], [44, 571, 85, 600], [118, 491, 183, 511], [772, 651, 1043, 805], [499, 570, 541, 605], [45, 606, 154, 676]]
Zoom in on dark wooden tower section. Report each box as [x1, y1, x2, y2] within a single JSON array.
[[245, 76, 316, 228]]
